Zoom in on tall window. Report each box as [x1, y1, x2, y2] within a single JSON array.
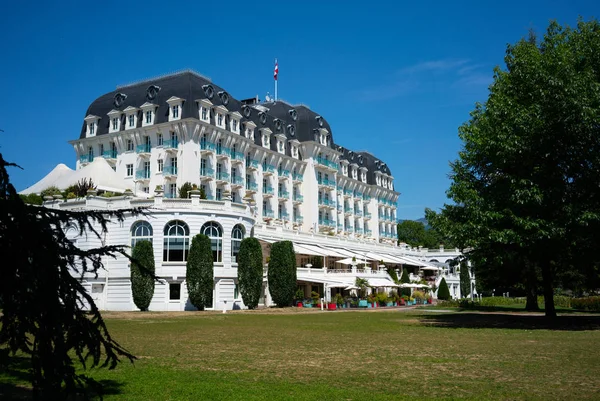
[[169, 183, 177, 198], [200, 134, 207, 148], [217, 114, 223, 126], [173, 105, 179, 118], [201, 107, 207, 120], [216, 187, 222, 201], [99, 143, 104, 156], [262, 158, 267, 171], [131, 221, 153, 248], [216, 138, 222, 154], [170, 131, 178, 146], [127, 139, 133, 151], [145, 110, 152, 124], [232, 119, 237, 131], [163, 220, 189, 262], [231, 224, 245, 263], [201, 221, 223, 262], [89, 122, 95, 135], [157, 133, 163, 146], [126, 164, 133, 177], [129, 114, 135, 127], [88, 146, 94, 159], [112, 118, 118, 130], [158, 159, 164, 172]]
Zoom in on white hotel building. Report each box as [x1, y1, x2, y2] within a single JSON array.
[[31, 70, 464, 310]]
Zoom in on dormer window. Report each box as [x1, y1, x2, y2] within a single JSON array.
[[278, 141, 284, 153], [173, 105, 179, 118], [126, 139, 133, 152], [112, 118, 118, 131], [217, 114, 223, 127], [89, 122, 95, 136], [201, 107, 207, 120], [128, 115, 134, 128], [232, 119, 237, 132], [145, 111, 152, 124]]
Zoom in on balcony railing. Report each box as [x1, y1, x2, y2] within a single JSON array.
[[279, 170, 290, 178], [246, 159, 259, 169], [263, 164, 276, 174], [363, 195, 371, 202], [263, 210, 275, 219], [318, 219, 336, 227], [317, 178, 336, 188], [163, 166, 178, 176], [135, 170, 150, 180], [246, 182, 258, 192], [200, 167, 214, 177], [263, 186, 274, 195], [216, 147, 231, 157], [319, 198, 335, 207], [355, 210, 363, 217], [355, 192, 363, 199], [292, 173, 303, 182], [294, 216, 304, 224], [231, 176, 244, 186], [200, 141, 216, 152], [101, 150, 117, 159], [216, 171, 230, 182], [230, 151, 245, 162], [293, 194, 303, 202], [364, 212, 372, 219], [278, 190, 289, 199], [280, 212, 290, 221], [365, 229, 373, 236], [344, 189, 353, 197], [356, 228, 364, 234], [80, 154, 93, 164], [315, 157, 338, 170], [163, 139, 178, 150], [136, 144, 152, 154]]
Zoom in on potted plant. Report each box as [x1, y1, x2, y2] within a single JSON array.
[[311, 291, 320, 308], [367, 294, 376, 308], [334, 293, 344, 309]]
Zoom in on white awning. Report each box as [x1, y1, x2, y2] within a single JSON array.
[[365, 252, 405, 264], [314, 245, 350, 258], [334, 248, 376, 261], [364, 278, 399, 288], [294, 244, 329, 256]]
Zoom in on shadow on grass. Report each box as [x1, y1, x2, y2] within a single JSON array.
[[0, 355, 124, 400], [419, 313, 600, 331]]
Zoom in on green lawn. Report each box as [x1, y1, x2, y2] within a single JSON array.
[[2, 309, 600, 400]]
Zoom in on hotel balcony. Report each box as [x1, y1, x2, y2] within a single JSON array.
[[278, 170, 290, 180], [294, 216, 304, 225], [337, 223, 344, 231], [355, 192, 363, 199], [364, 211, 372, 220], [292, 173, 303, 182], [230, 151, 245, 164], [293, 194, 303, 204], [216, 147, 231, 160], [246, 159, 259, 170], [263, 186, 274, 198], [231, 176, 244, 188], [79, 154, 93, 165], [318, 218, 336, 228], [365, 229, 373, 237], [216, 171, 230, 184], [163, 139, 178, 153], [200, 167, 214, 181], [355, 228, 364, 235], [263, 164, 276, 176], [315, 157, 338, 171], [245, 182, 258, 193], [278, 189, 289, 200], [317, 177, 336, 189], [318, 198, 335, 209], [163, 165, 178, 179], [101, 150, 117, 161], [344, 206, 353, 216], [263, 210, 275, 220], [354, 210, 363, 217], [136, 144, 152, 156], [200, 141, 216, 153], [279, 212, 290, 221], [135, 169, 151, 182], [363, 194, 372, 202], [336, 204, 342, 213], [343, 189, 352, 198]]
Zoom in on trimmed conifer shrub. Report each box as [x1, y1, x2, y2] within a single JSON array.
[[437, 277, 451, 300], [186, 234, 214, 310], [400, 267, 411, 297], [237, 237, 263, 309], [268, 240, 296, 307], [130, 240, 155, 311], [460, 262, 470, 298]]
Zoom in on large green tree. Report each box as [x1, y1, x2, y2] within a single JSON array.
[[397, 220, 453, 249], [267, 241, 296, 307], [237, 237, 263, 309], [427, 20, 600, 317], [130, 240, 155, 311], [0, 154, 139, 399], [459, 261, 470, 299], [186, 234, 214, 310]]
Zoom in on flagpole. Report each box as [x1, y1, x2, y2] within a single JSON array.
[[274, 58, 278, 101]]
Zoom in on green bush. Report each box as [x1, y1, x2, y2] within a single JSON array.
[[19, 193, 43, 205], [571, 297, 600, 311], [267, 241, 297, 307], [237, 237, 263, 309], [437, 277, 450, 300], [178, 182, 193, 199], [186, 234, 214, 310], [479, 297, 526, 306], [375, 291, 388, 306], [130, 240, 155, 311], [40, 186, 61, 199], [295, 288, 305, 301], [537, 295, 572, 309]]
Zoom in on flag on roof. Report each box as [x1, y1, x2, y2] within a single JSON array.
[[274, 59, 278, 81]]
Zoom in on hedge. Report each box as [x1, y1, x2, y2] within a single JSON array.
[[237, 237, 263, 309], [186, 234, 214, 310], [130, 240, 155, 311], [267, 241, 296, 307]]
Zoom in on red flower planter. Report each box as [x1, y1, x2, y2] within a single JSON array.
[[297, 302, 303, 307], [327, 303, 337, 310]]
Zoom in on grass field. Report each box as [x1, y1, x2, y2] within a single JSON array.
[[2, 308, 600, 400]]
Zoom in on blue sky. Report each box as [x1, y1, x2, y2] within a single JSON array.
[[0, 0, 596, 219]]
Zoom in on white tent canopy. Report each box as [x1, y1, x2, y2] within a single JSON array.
[[364, 278, 399, 288], [19, 158, 141, 196], [20, 164, 73, 195], [335, 257, 368, 265]]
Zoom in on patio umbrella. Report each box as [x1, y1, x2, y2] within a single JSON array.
[[344, 285, 359, 290], [399, 283, 419, 288], [335, 257, 367, 265]]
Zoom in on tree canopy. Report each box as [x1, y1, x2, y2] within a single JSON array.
[[427, 19, 600, 317], [237, 237, 263, 309], [130, 240, 155, 311], [0, 154, 139, 399], [186, 234, 214, 311], [397, 220, 453, 249], [267, 241, 296, 307]]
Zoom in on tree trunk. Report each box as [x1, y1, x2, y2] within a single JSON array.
[[524, 263, 540, 311], [540, 261, 556, 318]]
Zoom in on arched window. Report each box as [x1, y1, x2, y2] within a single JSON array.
[[231, 224, 245, 263], [201, 221, 223, 262], [163, 220, 189, 262], [131, 221, 153, 248]]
